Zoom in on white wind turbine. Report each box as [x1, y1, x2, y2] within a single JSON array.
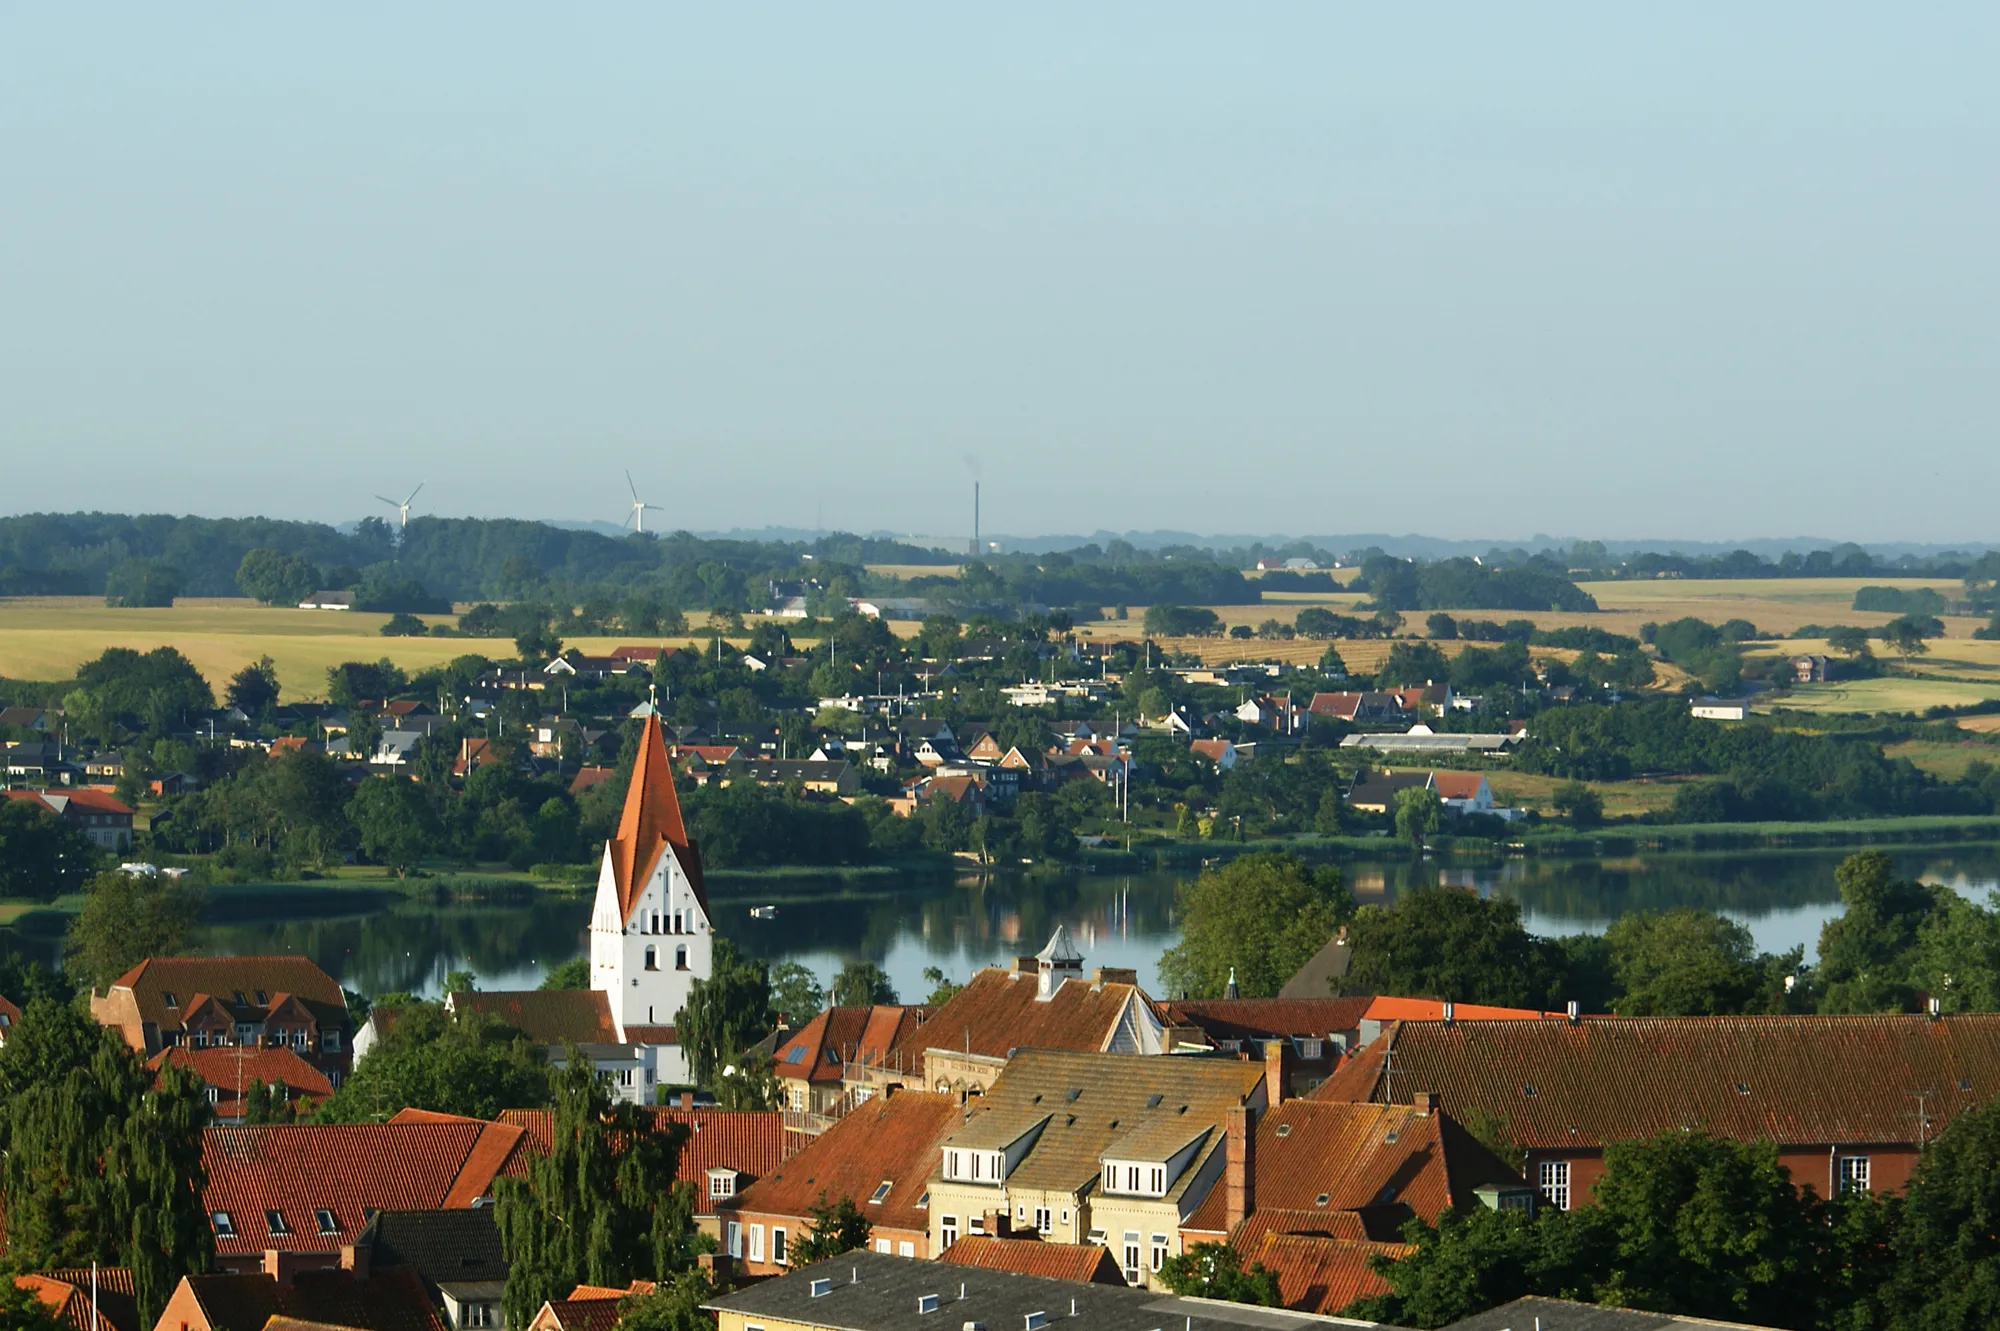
[[624, 471, 661, 534], [376, 482, 424, 532]]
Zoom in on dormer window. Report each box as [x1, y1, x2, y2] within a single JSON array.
[[233, 991, 247, 1006], [708, 1169, 739, 1200], [254, 990, 268, 1005]]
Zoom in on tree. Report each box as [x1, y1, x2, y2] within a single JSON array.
[[347, 776, 440, 876], [1158, 853, 1353, 999], [614, 1269, 717, 1331], [1342, 1206, 1579, 1328], [1317, 644, 1349, 677], [225, 655, 282, 715], [1426, 613, 1459, 640], [1157, 1242, 1281, 1306], [494, 1054, 698, 1329], [675, 939, 773, 1092], [1602, 909, 1778, 1016], [768, 961, 826, 1023], [1881, 1095, 2000, 1329], [381, 612, 429, 637], [541, 958, 590, 990], [921, 965, 964, 1006], [1551, 781, 1604, 829], [63, 870, 205, 993], [315, 1003, 550, 1122], [0, 797, 97, 902], [1879, 614, 1944, 663], [1143, 604, 1223, 637], [236, 548, 321, 605], [1816, 851, 1942, 1014], [1343, 886, 1557, 1009], [104, 558, 181, 607], [1394, 786, 1441, 849], [1825, 625, 1874, 658], [831, 960, 897, 1007], [0, 1279, 68, 1331], [1379, 642, 1452, 687], [326, 659, 408, 709], [792, 1192, 872, 1264]]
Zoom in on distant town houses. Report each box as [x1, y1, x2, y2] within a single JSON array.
[[5, 785, 136, 849], [89, 954, 355, 1082]]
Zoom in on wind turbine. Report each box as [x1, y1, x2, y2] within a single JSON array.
[[376, 483, 424, 532], [624, 471, 661, 534]]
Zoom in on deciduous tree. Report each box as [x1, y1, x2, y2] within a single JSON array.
[[1158, 853, 1352, 999], [63, 870, 204, 993]]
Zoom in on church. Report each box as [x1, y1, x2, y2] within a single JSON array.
[[434, 713, 712, 1102]]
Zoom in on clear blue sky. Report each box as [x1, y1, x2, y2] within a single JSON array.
[[3, 5, 1995, 543]]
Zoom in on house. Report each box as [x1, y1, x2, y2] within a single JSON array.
[[1384, 683, 1452, 716], [773, 1004, 928, 1132], [938, 1235, 1128, 1285], [82, 749, 127, 779], [1691, 697, 1754, 721], [149, 1045, 334, 1124], [443, 988, 660, 1104], [541, 653, 630, 681], [197, 1115, 527, 1270], [924, 1049, 1270, 1290], [569, 765, 616, 796], [0, 704, 51, 732], [1158, 997, 1375, 1096], [13, 1267, 140, 1331], [1187, 738, 1237, 771], [1345, 769, 1514, 819], [1312, 1013, 2000, 1210], [1792, 654, 1833, 684], [1431, 770, 1498, 816], [298, 590, 355, 610], [0, 993, 19, 1047], [1234, 696, 1307, 735], [703, 1250, 1399, 1331], [874, 928, 1170, 1097], [90, 954, 354, 1081], [1241, 1231, 1413, 1316], [1277, 928, 1355, 1000], [718, 1088, 959, 1275], [497, 1104, 785, 1233], [718, 758, 859, 796], [270, 736, 325, 758], [353, 1208, 509, 1331], [155, 1264, 447, 1331], [673, 742, 744, 768], [1343, 769, 1434, 814], [4, 787, 135, 850], [1307, 692, 1416, 727], [610, 645, 667, 664], [452, 738, 497, 778], [525, 1281, 656, 1331]]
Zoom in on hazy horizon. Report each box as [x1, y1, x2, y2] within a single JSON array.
[[5, 5, 1996, 541]]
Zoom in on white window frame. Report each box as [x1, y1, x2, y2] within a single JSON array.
[[1151, 1234, 1170, 1272], [940, 1215, 959, 1248], [898, 1241, 915, 1257], [1034, 1206, 1052, 1234], [1122, 1232, 1141, 1284], [749, 1224, 764, 1263], [726, 1221, 742, 1258], [1538, 1159, 1571, 1211], [1839, 1155, 1871, 1195], [773, 1226, 787, 1266]]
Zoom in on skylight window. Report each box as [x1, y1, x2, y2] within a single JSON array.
[[266, 1210, 291, 1236], [1522, 1085, 1537, 1097], [316, 1209, 339, 1235], [163, 991, 179, 1008], [1274, 1124, 1291, 1138], [869, 1180, 893, 1204], [254, 990, 268, 1005], [1314, 1193, 1330, 1207], [1734, 1083, 1751, 1095], [211, 1211, 235, 1237], [785, 1046, 807, 1064], [1146, 1094, 1163, 1108]]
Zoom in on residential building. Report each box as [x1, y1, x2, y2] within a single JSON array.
[[354, 1208, 508, 1331], [524, 1280, 656, 1331], [149, 1045, 334, 1124], [155, 1264, 447, 1331], [925, 1049, 1269, 1289], [1691, 697, 1754, 721], [569, 765, 615, 796], [1233, 695, 1308, 735], [774, 1004, 927, 1133], [702, 1247, 1379, 1331], [717, 758, 859, 796], [1792, 654, 1834, 684], [0, 993, 20, 1048], [1241, 1232, 1413, 1317], [1339, 727, 1522, 757], [938, 1235, 1128, 1284], [1277, 927, 1354, 1000], [718, 1088, 958, 1275], [1345, 769, 1517, 819], [1158, 998, 1374, 1096], [198, 1113, 526, 1270], [1313, 1013, 2000, 1208], [0, 704, 52, 732], [13, 1267, 140, 1331], [1187, 738, 1238, 771], [90, 954, 353, 1081], [443, 989, 660, 1105], [1308, 691, 1416, 727], [4, 787, 133, 849], [876, 928, 1170, 1097]]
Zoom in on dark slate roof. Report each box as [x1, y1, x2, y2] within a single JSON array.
[[704, 1250, 1401, 1330], [359, 1207, 508, 1287], [1441, 1297, 1784, 1330]]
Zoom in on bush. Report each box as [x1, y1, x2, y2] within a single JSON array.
[[1144, 604, 1224, 637], [380, 612, 428, 637]]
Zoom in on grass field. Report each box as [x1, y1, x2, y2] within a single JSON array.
[[1884, 739, 2000, 780], [1764, 677, 2000, 716]]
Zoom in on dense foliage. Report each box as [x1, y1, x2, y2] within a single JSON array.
[[1159, 854, 1354, 999]]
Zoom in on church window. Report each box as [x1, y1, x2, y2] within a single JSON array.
[[673, 912, 683, 934], [675, 945, 689, 971], [645, 946, 658, 971]]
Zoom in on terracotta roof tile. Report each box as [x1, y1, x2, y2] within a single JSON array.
[[1360, 997, 1556, 1022], [16, 1271, 141, 1331], [1248, 1232, 1410, 1314], [1163, 998, 1373, 1045], [1312, 1014, 2000, 1149], [447, 989, 618, 1045], [1430, 771, 1487, 801], [891, 968, 1150, 1065], [176, 1267, 446, 1331], [938, 1236, 1126, 1284], [103, 955, 347, 1036], [202, 1122, 517, 1253], [776, 1006, 924, 1083], [149, 1046, 334, 1115], [729, 1091, 957, 1234]]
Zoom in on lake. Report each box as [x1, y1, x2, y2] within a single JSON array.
[[159, 842, 2000, 1002]]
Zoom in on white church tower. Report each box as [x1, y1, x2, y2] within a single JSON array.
[[590, 714, 713, 1070]]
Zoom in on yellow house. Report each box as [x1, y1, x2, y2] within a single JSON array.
[[924, 1048, 1269, 1290]]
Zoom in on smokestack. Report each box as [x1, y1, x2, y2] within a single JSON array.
[[972, 481, 980, 557]]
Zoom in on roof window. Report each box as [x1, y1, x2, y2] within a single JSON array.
[[212, 1211, 235, 1237], [266, 1209, 290, 1236], [1522, 1085, 1537, 1097], [1962, 1079, 1975, 1092], [254, 990, 268, 1005], [1314, 1193, 1330, 1207], [1146, 1094, 1163, 1108], [785, 1046, 807, 1064], [1066, 1088, 1082, 1102], [1734, 1082, 1751, 1095], [1385, 1130, 1400, 1144], [1274, 1124, 1291, 1138], [869, 1180, 893, 1204], [163, 991, 179, 1008], [233, 991, 247, 1006], [315, 1208, 339, 1234]]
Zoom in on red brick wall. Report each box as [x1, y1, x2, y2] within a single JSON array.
[[1526, 1143, 1922, 1213]]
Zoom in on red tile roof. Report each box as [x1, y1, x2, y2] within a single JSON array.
[[1430, 771, 1487, 801], [891, 967, 1149, 1064], [101, 955, 347, 1034], [201, 1121, 522, 1253], [150, 1046, 333, 1114], [937, 1236, 1126, 1284], [1360, 997, 1554, 1023], [728, 1090, 956, 1235], [1249, 1232, 1410, 1315], [16, 1270, 141, 1331], [608, 715, 704, 925], [1313, 1014, 2000, 1150], [1163, 998, 1373, 1045], [1181, 1100, 1525, 1240], [497, 1108, 785, 1215], [171, 1267, 446, 1331], [1188, 739, 1232, 763], [775, 1006, 926, 1082], [568, 765, 616, 796], [447, 989, 618, 1044]]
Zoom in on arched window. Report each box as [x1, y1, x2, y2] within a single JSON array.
[[675, 945, 689, 971], [644, 946, 658, 972], [673, 912, 683, 934]]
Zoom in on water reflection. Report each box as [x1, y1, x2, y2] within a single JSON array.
[[152, 843, 2000, 1003]]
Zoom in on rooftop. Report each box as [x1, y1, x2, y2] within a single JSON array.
[[446, 989, 618, 1045], [729, 1089, 957, 1234], [893, 966, 1158, 1065], [937, 1235, 1126, 1285]]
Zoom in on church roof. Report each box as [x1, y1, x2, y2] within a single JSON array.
[[608, 715, 706, 924], [1035, 925, 1083, 967]]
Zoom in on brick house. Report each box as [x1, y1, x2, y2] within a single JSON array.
[[773, 1004, 927, 1135], [5, 787, 135, 851], [937, 1235, 1127, 1284], [1314, 1013, 2000, 1209], [718, 1088, 958, 1276], [155, 1262, 447, 1331], [90, 955, 354, 1082], [149, 1045, 334, 1124]]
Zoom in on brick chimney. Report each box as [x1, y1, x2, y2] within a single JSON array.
[[262, 1249, 302, 1288], [1413, 1091, 1436, 1115], [1262, 1038, 1288, 1106], [1225, 1106, 1253, 1233], [340, 1240, 372, 1281], [981, 1208, 1011, 1237], [680, 1091, 694, 1110]]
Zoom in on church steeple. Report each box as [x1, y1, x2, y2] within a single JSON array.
[[606, 713, 703, 925]]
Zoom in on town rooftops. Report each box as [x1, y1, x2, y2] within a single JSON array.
[[938, 1049, 1267, 1198], [149, 1045, 333, 1117], [498, 1106, 785, 1212], [729, 1089, 957, 1235], [15, 1268, 140, 1331], [938, 1235, 1127, 1285], [1163, 997, 1374, 1047], [162, 1267, 446, 1331], [1444, 1297, 1788, 1330], [776, 1005, 927, 1082], [703, 1250, 1379, 1331], [356, 1207, 508, 1288], [1247, 1232, 1410, 1317], [200, 1118, 525, 1254], [892, 963, 1164, 1065], [93, 954, 347, 1043], [1313, 1014, 2000, 1150], [445, 988, 618, 1045]]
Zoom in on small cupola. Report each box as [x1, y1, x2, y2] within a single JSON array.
[[1035, 926, 1085, 1000]]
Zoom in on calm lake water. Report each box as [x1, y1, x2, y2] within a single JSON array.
[[150, 842, 2000, 1002]]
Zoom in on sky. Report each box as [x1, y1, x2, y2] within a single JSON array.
[[3, 5, 1997, 545]]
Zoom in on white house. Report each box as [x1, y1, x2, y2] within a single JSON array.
[[1691, 697, 1753, 721]]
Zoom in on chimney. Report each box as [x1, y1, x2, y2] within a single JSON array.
[[339, 1241, 371, 1281], [1225, 1106, 1252, 1232], [1413, 1091, 1436, 1115], [981, 1208, 1010, 1238], [262, 1250, 301, 1288], [681, 1091, 694, 1110], [1565, 1001, 1580, 1025], [1441, 1002, 1455, 1027], [1261, 1039, 1288, 1106]]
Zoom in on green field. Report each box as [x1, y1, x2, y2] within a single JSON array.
[[1764, 677, 2000, 716]]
